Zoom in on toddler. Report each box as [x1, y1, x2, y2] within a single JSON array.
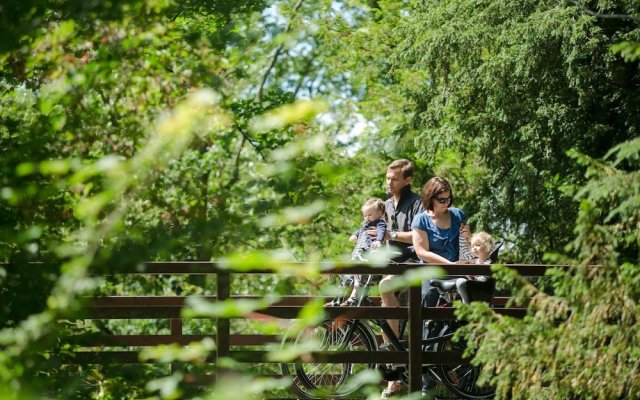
[[328, 198, 386, 306], [350, 198, 386, 261], [470, 231, 494, 265], [456, 231, 495, 303]]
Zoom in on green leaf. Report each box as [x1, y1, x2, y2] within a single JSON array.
[[248, 99, 328, 133]]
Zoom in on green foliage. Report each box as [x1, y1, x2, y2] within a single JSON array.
[[336, 0, 640, 261], [457, 138, 640, 399], [1, 1, 387, 397], [1, 0, 639, 398], [612, 40, 640, 61]]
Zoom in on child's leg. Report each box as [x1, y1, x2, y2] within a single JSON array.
[[346, 275, 361, 300], [340, 274, 354, 287], [455, 278, 471, 304], [325, 275, 354, 306]]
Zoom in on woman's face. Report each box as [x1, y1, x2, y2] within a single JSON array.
[[431, 190, 451, 211]]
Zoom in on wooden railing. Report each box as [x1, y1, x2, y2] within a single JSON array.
[[65, 262, 550, 395]]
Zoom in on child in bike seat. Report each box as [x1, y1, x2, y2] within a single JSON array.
[[327, 198, 386, 307], [456, 231, 494, 303]]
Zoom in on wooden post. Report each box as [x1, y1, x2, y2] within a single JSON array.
[[216, 272, 230, 380], [170, 318, 182, 374], [408, 284, 422, 394]]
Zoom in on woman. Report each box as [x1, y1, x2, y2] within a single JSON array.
[[410, 176, 470, 397], [411, 177, 470, 305], [412, 176, 468, 263]]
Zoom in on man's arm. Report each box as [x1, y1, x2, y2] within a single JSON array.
[[391, 197, 422, 243], [389, 230, 413, 243], [367, 224, 412, 243]]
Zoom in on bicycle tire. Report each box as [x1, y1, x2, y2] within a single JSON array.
[[281, 320, 378, 399], [437, 330, 495, 399]]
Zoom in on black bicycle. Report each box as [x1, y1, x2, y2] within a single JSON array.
[[280, 276, 496, 399]]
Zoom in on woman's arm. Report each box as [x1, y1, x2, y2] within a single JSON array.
[[412, 228, 453, 264]]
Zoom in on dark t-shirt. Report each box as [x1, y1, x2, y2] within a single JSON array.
[[385, 185, 424, 260]]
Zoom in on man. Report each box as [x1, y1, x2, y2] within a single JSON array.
[[368, 158, 423, 331], [369, 159, 423, 399], [376, 159, 422, 255]]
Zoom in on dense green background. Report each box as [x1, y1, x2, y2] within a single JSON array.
[[1, 0, 638, 398]]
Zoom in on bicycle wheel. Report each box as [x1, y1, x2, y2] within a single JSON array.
[[281, 320, 377, 399], [437, 331, 495, 399]]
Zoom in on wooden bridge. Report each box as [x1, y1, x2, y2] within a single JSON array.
[[64, 262, 550, 397]]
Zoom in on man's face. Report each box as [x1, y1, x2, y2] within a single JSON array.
[[386, 168, 411, 195]]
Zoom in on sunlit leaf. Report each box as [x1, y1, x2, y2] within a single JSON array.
[[218, 250, 323, 277], [15, 163, 36, 177], [39, 159, 71, 175], [378, 266, 444, 294], [145, 372, 183, 400], [204, 374, 291, 399], [181, 295, 280, 318], [140, 338, 215, 364], [259, 200, 326, 226], [248, 99, 328, 133]]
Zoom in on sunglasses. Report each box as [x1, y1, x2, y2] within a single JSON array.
[[434, 196, 451, 204]]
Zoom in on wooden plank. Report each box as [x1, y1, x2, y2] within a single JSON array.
[[93, 262, 556, 276], [88, 294, 509, 309], [67, 351, 147, 364], [83, 305, 527, 320], [241, 349, 470, 364], [82, 305, 410, 319], [65, 350, 470, 365], [88, 295, 383, 307], [67, 334, 280, 347]]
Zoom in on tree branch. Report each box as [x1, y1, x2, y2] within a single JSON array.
[[256, 0, 305, 103], [223, 134, 247, 190], [237, 125, 267, 161], [567, 1, 640, 23], [293, 50, 317, 97], [96, 87, 120, 128]]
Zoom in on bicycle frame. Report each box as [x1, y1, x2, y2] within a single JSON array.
[[336, 282, 458, 373], [282, 277, 495, 399]]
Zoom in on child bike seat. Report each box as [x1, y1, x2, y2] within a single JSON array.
[[429, 278, 458, 291]]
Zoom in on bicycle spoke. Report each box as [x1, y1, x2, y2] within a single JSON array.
[[437, 326, 495, 399], [285, 320, 376, 397]]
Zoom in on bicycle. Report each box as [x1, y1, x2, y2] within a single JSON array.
[[280, 274, 496, 399]]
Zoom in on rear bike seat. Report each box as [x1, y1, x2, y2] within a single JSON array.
[[431, 277, 496, 304], [429, 278, 458, 292]]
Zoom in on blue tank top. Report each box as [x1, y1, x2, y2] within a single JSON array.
[[411, 208, 467, 262]]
